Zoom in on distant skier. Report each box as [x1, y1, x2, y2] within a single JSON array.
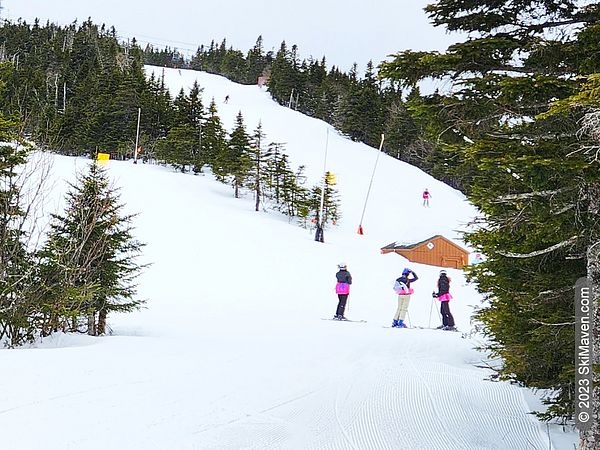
[[334, 263, 352, 320], [315, 221, 324, 242], [224, 95, 229, 104], [392, 268, 418, 328], [433, 270, 456, 331], [422, 188, 431, 207]]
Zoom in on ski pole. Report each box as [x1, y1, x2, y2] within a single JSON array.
[[406, 310, 412, 328], [429, 295, 435, 328]]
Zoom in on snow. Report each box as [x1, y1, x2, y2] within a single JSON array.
[[0, 66, 577, 449]]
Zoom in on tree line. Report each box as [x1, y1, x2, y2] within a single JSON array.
[[143, 37, 453, 188], [0, 19, 339, 226]]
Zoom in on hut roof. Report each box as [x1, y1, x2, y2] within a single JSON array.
[[382, 235, 468, 253]]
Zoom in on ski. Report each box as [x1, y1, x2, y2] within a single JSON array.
[[383, 325, 459, 331], [416, 326, 460, 332], [322, 318, 367, 323]]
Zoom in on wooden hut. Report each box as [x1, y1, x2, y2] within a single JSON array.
[[381, 235, 469, 269]]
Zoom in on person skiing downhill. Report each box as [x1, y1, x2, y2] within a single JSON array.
[[422, 189, 431, 207], [392, 268, 418, 328], [334, 263, 352, 320], [433, 270, 456, 331]]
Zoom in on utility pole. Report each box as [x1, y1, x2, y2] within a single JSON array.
[[133, 107, 141, 164], [315, 128, 329, 243]]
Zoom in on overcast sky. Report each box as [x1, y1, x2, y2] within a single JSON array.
[[4, 0, 459, 73]]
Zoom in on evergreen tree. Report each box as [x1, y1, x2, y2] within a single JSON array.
[[264, 142, 290, 205], [156, 124, 196, 172], [245, 35, 267, 85], [380, 0, 600, 420], [308, 175, 341, 228], [280, 164, 309, 220], [40, 163, 145, 336], [246, 122, 273, 211], [0, 111, 35, 347], [226, 111, 252, 198], [268, 41, 297, 106], [201, 98, 228, 176]]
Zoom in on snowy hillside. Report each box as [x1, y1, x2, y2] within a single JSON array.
[[0, 66, 576, 449]]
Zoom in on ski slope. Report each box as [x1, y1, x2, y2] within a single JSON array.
[[0, 66, 576, 449]]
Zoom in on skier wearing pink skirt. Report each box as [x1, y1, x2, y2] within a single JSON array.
[[433, 270, 456, 330], [334, 263, 352, 320]]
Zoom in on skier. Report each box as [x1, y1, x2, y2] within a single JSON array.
[[433, 270, 456, 331], [334, 263, 352, 320], [392, 268, 418, 328], [422, 188, 431, 207], [224, 95, 229, 104], [315, 222, 324, 243]]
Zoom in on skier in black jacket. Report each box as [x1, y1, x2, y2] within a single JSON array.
[[334, 263, 352, 320], [433, 270, 456, 330]]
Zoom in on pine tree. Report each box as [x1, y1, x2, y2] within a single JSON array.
[[40, 163, 145, 336], [226, 111, 252, 198], [308, 176, 341, 228], [380, 0, 600, 420], [279, 162, 309, 220], [245, 35, 267, 85], [0, 112, 35, 347], [156, 124, 196, 172], [268, 41, 297, 106], [246, 122, 273, 211], [201, 98, 228, 176]]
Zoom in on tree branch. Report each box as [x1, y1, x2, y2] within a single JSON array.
[[530, 319, 576, 327], [497, 235, 580, 258], [493, 188, 571, 203]]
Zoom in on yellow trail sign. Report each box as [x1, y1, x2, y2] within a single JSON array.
[[325, 171, 337, 185], [97, 153, 110, 165]]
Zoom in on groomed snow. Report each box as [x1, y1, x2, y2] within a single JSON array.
[[0, 66, 576, 449]]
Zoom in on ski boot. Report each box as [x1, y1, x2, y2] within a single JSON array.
[[398, 320, 407, 328]]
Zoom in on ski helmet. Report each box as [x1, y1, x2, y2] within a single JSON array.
[[338, 263, 347, 269], [440, 269, 447, 275], [402, 268, 410, 275]]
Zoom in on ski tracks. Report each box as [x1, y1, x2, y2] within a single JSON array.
[[305, 343, 549, 450], [183, 340, 548, 450]]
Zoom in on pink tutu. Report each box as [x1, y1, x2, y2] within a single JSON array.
[[395, 288, 414, 295], [438, 293, 452, 302], [336, 282, 350, 294]]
